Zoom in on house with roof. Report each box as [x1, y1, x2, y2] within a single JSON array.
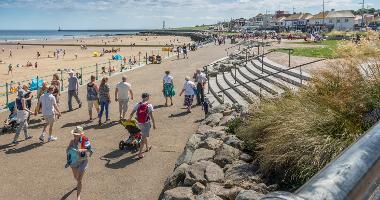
[[284, 13, 313, 30], [325, 10, 355, 31]]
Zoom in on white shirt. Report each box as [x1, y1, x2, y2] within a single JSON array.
[[195, 72, 208, 84], [116, 81, 131, 100], [39, 93, 56, 116], [163, 75, 173, 84], [183, 80, 196, 96]]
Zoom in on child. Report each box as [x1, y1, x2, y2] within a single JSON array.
[[202, 97, 213, 118]]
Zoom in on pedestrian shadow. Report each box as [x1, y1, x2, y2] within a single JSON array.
[[0, 143, 13, 152], [60, 187, 77, 200], [5, 142, 43, 154], [28, 118, 42, 125], [154, 104, 167, 109], [83, 120, 119, 130], [61, 120, 92, 128], [28, 122, 46, 129], [169, 111, 190, 118], [100, 149, 139, 169], [61, 108, 80, 114]]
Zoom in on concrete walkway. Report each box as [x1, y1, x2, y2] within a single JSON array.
[[0, 43, 232, 200]]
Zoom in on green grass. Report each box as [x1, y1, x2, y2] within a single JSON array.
[[277, 40, 343, 58]]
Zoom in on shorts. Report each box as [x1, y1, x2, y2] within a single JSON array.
[[118, 99, 129, 113], [87, 100, 99, 111], [71, 159, 88, 172], [138, 122, 151, 140], [43, 115, 55, 125]]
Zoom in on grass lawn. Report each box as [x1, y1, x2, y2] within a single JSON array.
[[278, 40, 345, 58]]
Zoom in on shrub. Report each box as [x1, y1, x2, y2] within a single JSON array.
[[238, 30, 380, 190]]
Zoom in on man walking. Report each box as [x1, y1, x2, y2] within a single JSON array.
[[115, 76, 133, 120], [68, 70, 82, 111], [36, 86, 61, 142], [195, 69, 208, 105]]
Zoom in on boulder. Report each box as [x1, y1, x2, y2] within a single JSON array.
[[204, 130, 227, 141], [235, 190, 265, 200], [192, 182, 205, 195], [186, 134, 203, 150], [222, 110, 234, 117], [195, 193, 223, 200], [163, 163, 189, 192], [204, 113, 223, 126], [209, 104, 227, 114], [176, 147, 194, 167], [239, 153, 253, 163], [199, 138, 223, 150], [197, 125, 212, 135], [214, 144, 241, 167], [190, 148, 215, 163], [224, 135, 244, 150], [224, 162, 261, 189], [219, 115, 236, 126], [207, 183, 243, 200], [184, 161, 212, 186], [212, 126, 226, 132], [205, 162, 224, 182], [162, 187, 195, 200]]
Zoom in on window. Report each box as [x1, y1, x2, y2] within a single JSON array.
[[337, 19, 341, 23], [345, 18, 349, 23]]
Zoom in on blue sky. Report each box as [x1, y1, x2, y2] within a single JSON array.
[[0, 0, 379, 29]]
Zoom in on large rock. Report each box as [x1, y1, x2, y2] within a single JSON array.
[[190, 148, 215, 163], [197, 125, 212, 135], [207, 183, 243, 200], [239, 153, 253, 163], [163, 163, 189, 192], [214, 144, 241, 167], [219, 115, 236, 126], [204, 130, 227, 141], [204, 113, 223, 126], [224, 135, 244, 150], [235, 190, 265, 200], [162, 187, 195, 200], [195, 193, 223, 200], [176, 147, 194, 167], [191, 182, 205, 195], [209, 104, 227, 114], [224, 162, 261, 189], [199, 138, 223, 150], [184, 161, 211, 186], [205, 162, 224, 182], [186, 134, 203, 150]]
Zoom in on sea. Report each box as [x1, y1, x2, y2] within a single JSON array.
[[0, 30, 143, 42]]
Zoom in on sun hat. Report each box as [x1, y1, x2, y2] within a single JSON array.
[[71, 126, 84, 136]]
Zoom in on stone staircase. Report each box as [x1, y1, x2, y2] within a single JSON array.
[[206, 56, 311, 108]]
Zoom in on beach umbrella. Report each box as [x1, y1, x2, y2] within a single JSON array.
[[93, 52, 100, 57], [113, 54, 123, 60], [29, 77, 44, 91]]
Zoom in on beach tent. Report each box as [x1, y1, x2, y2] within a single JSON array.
[[93, 51, 100, 57], [113, 54, 123, 60], [29, 77, 44, 91]]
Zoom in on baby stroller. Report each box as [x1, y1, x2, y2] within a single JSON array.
[[1, 102, 18, 133], [119, 119, 142, 151]]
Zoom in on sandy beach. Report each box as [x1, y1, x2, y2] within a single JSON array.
[[0, 35, 191, 107]]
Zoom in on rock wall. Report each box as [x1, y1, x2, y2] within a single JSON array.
[[159, 105, 276, 200]]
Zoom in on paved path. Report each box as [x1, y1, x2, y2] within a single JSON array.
[[0, 43, 232, 200]]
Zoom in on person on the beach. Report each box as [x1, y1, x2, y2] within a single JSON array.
[[35, 62, 38, 69], [37, 52, 40, 59], [115, 76, 133, 120], [179, 76, 196, 113], [66, 126, 92, 200], [12, 89, 35, 144], [128, 93, 156, 159], [68, 70, 82, 111], [51, 74, 61, 104], [162, 71, 175, 106], [98, 77, 111, 126], [182, 44, 188, 59], [22, 85, 33, 121], [36, 86, 61, 142], [9, 50, 12, 58], [8, 64, 13, 75], [194, 69, 207, 105], [87, 75, 99, 120]]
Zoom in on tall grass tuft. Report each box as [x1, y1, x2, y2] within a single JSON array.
[[238, 30, 380, 190]]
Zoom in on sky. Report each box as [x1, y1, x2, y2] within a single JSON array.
[[0, 0, 379, 30]]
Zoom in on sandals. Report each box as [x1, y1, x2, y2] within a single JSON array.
[[145, 146, 152, 153], [138, 154, 145, 159]]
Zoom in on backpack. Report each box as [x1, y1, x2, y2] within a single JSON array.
[[87, 83, 98, 101], [136, 102, 150, 123]]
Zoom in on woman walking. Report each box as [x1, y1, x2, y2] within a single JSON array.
[[162, 71, 175, 106], [66, 126, 92, 200], [12, 89, 35, 144], [98, 77, 111, 126], [87, 75, 100, 120], [51, 74, 61, 104], [179, 76, 196, 113]]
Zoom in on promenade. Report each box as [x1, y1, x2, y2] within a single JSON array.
[[0, 42, 232, 200]]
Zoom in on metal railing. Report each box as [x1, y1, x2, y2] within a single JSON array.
[[263, 121, 380, 200]]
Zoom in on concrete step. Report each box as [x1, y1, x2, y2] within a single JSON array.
[[216, 74, 248, 107], [205, 93, 220, 107], [234, 67, 273, 98], [238, 66, 284, 96], [246, 61, 298, 91], [209, 77, 234, 105], [259, 57, 311, 81], [251, 59, 303, 87], [223, 72, 255, 104]]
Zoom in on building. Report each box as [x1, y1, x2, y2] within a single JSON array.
[[354, 14, 375, 27], [325, 10, 355, 31], [308, 12, 333, 31], [284, 13, 313, 30]]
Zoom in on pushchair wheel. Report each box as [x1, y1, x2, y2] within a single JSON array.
[[119, 141, 125, 150]]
